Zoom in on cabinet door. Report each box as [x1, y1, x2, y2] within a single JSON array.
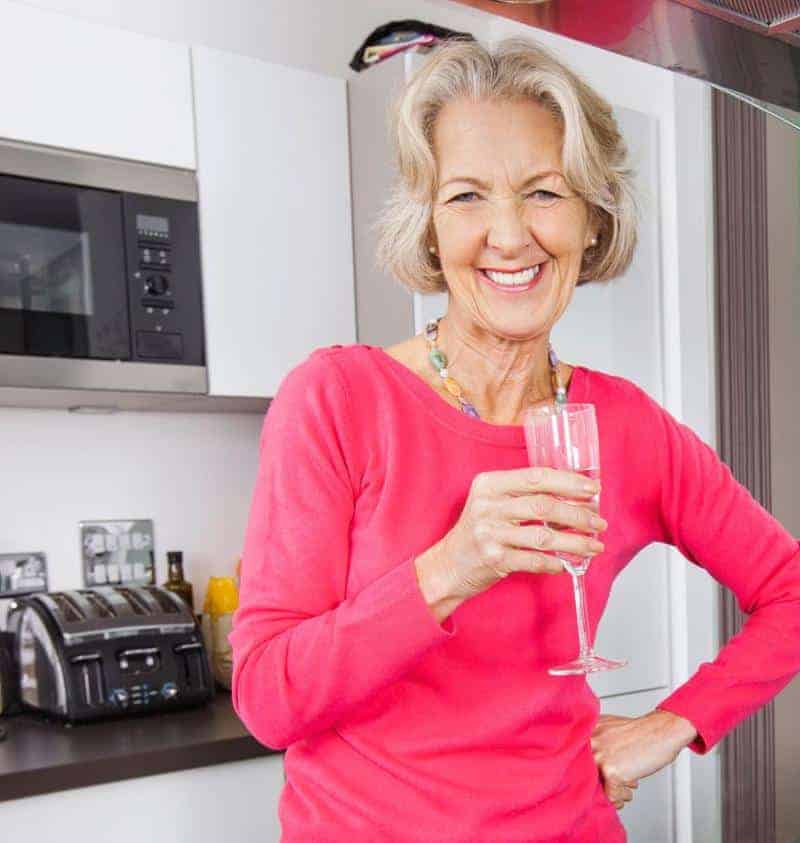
[[0, 755, 285, 842], [192, 46, 356, 398], [348, 49, 448, 346], [0, 0, 194, 168]]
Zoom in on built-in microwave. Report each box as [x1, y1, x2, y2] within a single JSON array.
[[0, 141, 206, 394]]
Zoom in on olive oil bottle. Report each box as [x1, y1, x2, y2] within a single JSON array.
[[163, 550, 195, 613]]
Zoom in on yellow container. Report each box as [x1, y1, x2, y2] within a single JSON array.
[[201, 575, 239, 689], [203, 576, 239, 617]]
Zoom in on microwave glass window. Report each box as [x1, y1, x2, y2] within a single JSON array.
[[0, 222, 93, 316], [0, 174, 130, 359]]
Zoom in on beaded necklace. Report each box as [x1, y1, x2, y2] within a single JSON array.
[[424, 317, 567, 419]]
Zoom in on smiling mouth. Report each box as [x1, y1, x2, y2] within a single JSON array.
[[476, 262, 547, 293]]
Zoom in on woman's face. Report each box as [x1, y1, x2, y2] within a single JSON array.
[[431, 96, 598, 342]]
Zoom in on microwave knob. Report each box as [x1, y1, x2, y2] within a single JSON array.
[[110, 688, 130, 708], [144, 274, 169, 296], [161, 681, 178, 700]]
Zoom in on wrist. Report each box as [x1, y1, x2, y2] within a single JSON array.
[[414, 543, 464, 624], [650, 708, 698, 750]]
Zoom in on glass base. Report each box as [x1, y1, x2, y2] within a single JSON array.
[[548, 654, 628, 676]]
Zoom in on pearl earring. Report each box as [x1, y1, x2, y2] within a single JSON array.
[[429, 246, 437, 255]]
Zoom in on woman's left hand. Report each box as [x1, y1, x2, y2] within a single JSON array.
[[590, 710, 698, 810]]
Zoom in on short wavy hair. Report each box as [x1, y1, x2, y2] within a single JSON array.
[[374, 36, 639, 294]]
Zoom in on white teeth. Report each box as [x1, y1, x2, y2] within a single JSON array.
[[484, 265, 540, 286]]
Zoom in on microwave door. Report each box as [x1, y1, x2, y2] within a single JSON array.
[[0, 174, 130, 360]]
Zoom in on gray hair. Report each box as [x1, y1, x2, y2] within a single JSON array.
[[374, 36, 639, 293]]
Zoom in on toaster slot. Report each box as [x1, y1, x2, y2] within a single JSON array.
[[69, 652, 105, 707], [174, 641, 207, 690], [94, 588, 136, 617], [115, 587, 149, 615], [143, 587, 180, 614], [49, 593, 86, 622], [80, 590, 115, 618]]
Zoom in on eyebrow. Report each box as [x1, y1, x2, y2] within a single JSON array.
[[438, 170, 565, 192]]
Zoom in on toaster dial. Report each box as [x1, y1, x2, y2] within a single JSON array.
[[110, 688, 130, 709]]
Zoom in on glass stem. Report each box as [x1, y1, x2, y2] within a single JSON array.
[[571, 570, 593, 660]]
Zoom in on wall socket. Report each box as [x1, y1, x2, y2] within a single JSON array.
[[0, 552, 48, 597], [80, 519, 155, 587]]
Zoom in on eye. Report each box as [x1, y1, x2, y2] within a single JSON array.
[[528, 189, 561, 201], [449, 191, 480, 203]]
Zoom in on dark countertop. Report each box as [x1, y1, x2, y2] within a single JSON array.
[[0, 688, 281, 802]]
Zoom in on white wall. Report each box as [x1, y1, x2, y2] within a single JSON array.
[[10, 0, 494, 78], [485, 17, 721, 843], [0, 407, 263, 615]]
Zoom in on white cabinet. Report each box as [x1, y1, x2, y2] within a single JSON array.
[[0, 0, 195, 168], [1, 755, 285, 843], [192, 45, 356, 398], [348, 50, 446, 346]]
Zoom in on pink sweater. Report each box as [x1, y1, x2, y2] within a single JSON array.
[[230, 344, 800, 842]]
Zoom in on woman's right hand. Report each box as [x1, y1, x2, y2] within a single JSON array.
[[422, 466, 607, 604]]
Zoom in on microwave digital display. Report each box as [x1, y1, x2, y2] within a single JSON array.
[[136, 214, 169, 236]]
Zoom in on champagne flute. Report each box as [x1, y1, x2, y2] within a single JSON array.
[[523, 403, 627, 675]]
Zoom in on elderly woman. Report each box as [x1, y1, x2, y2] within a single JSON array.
[[230, 37, 800, 841]]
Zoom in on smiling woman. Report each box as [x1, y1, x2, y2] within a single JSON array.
[[230, 34, 800, 843], [375, 37, 639, 297]]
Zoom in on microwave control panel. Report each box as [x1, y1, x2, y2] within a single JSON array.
[[123, 194, 205, 366]]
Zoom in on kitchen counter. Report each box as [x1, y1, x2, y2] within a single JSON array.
[[0, 688, 281, 802]]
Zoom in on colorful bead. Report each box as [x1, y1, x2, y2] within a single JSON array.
[[428, 348, 447, 370], [424, 317, 564, 420]]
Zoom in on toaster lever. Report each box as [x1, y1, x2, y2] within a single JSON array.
[[173, 642, 202, 653], [69, 652, 102, 664]]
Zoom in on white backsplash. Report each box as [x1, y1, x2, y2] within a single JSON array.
[[0, 406, 264, 626]]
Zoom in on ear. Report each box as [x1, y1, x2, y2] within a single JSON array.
[[585, 208, 602, 249]]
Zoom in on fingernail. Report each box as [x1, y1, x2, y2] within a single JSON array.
[[591, 541, 605, 553], [583, 481, 600, 493], [590, 516, 607, 530]]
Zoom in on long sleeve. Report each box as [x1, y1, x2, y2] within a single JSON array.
[[638, 388, 800, 754], [228, 350, 455, 751]]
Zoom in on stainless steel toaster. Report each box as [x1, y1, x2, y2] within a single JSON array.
[[6, 585, 214, 722]]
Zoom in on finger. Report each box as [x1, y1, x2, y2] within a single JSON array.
[[490, 546, 565, 577], [497, 523, 604, 558], [585, 497, 601, 514], [614, 801, 625, 811], [498, 494, 608, 534], [482, 466, 600, 500], [607, 784, 634, 803]]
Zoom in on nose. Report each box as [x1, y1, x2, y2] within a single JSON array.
[[485, 197, 534, 255]]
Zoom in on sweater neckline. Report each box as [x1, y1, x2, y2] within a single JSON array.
[[366, 344, 588, 447]]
